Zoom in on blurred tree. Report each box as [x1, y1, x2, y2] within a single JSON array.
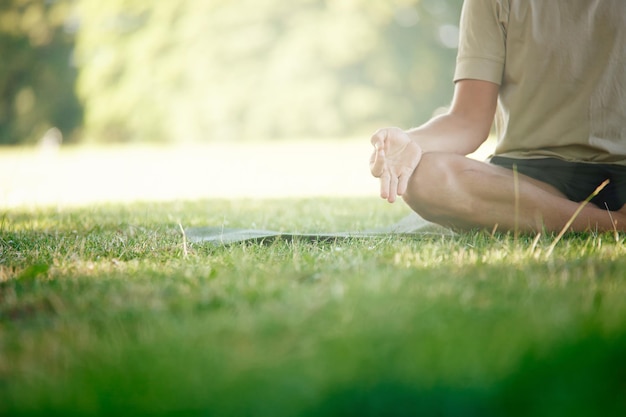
[[0, 0, 462, 144], [74, 0, 463, 143], [0, 0, 82, 145]]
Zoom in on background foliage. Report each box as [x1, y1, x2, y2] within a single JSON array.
[[0, 0, 82, 144], [1, 0, 462, 144]]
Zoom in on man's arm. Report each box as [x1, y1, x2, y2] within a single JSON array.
[[408, 79, 499, 154], [370, 79, 499, 202]]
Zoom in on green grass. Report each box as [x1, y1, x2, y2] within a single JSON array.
[[1, 198, 626, 416]]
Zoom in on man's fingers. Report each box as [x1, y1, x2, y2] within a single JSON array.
[[370, 129, 387, 148], [397, 172, 410, 197], [379, 171, 390, 200], [370, 129, 387, 177], [387, 174, 399, 203], [369, 146, 386, 178]]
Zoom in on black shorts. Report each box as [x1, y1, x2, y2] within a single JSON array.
[[490, 156, 626, 211]]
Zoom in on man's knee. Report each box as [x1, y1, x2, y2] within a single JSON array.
[[403, 153, 443, 202], [402, 153, 473, 223]]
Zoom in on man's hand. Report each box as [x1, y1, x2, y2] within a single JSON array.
[[369, 127, 423, 203]]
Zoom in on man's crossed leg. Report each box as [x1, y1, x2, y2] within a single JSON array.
[[400, 153, 626, 233]]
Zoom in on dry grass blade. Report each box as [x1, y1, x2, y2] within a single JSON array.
[[604, 202, 620, 243], [529, 232, 542, 256], [513, 165, 520, 243], [546, 179, 610, 256], [490, 223, 499, 238], [178, 222, 189, 259]]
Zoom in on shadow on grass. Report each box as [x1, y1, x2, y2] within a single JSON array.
[[3, 328, 625, 417], [302, 382, 488, 417], [495, 328, 626, 417], [303, 329, 626, 417]]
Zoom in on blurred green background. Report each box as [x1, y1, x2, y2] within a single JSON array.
[[0, 0, 462, 145]]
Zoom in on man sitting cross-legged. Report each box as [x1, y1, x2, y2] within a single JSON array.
[[370, 0, 626, 233]]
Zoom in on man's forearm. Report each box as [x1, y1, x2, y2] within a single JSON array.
[[405, 112, 491, 156], [406, 79, 498, 156]]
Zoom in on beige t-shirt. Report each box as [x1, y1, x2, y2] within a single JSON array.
[[454, 0, 626, 164]]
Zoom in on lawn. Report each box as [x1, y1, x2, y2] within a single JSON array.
[[2, 197, 626, 417]]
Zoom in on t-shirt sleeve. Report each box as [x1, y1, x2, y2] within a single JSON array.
[[454, 0, 508, 85]]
